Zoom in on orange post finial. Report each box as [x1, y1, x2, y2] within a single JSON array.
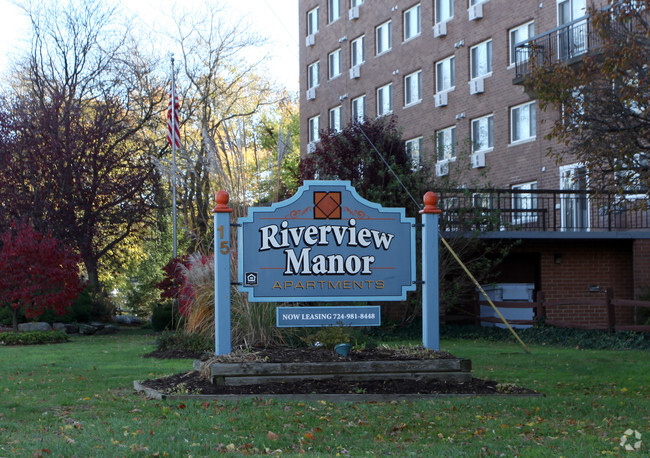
[[420, 191, 442, 214], [213, 190, 233, 213]]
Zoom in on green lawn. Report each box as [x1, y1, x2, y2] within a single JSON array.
[[1, 330, 648, 456]]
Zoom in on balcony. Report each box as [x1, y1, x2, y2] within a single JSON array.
[[436, 189, 650, 238], [513, 15, 604, 84]]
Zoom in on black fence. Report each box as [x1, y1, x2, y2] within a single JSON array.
[[514, 15, 603, 80], [435, 189, 649, 233]]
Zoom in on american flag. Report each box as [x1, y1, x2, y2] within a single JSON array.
[[167, 82, 181, 149]]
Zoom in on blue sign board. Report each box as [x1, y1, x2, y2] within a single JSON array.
[[276, 306, 381, 327], [238, 180, 416, 302]]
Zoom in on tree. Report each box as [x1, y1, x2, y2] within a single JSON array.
[[300, 116, 429, 217], [301, 119, 513, 323], [0, 0, 165, 288], [0, 221, 82, 332], [524, 0, 649, 192], [155, 4, 283, 252]]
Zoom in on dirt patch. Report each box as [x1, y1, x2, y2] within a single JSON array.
[[140, 346, 538, 396]]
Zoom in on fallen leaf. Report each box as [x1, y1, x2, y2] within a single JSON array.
[[267, 431, 279, 441]]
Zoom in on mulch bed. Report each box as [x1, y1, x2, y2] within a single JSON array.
[[140, 347, 539, 397]]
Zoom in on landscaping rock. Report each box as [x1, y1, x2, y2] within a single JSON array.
[[18, 322, 52, 332], [53, 323, 79, 334], [78, 323, 98, 335], [95, 325, 120, 335], [113, 315, 142, 325], [89, 322, 105, 330]]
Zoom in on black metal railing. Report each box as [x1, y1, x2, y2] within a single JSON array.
[[514, 15, 604, 80], [435, 189, 650, 233]]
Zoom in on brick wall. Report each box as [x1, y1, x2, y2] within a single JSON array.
[[511, 239, 635, 327], [633, 239, 650, 298], [299, 0, 609, 189]]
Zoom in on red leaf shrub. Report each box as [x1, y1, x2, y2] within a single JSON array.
[[0, 221, 82, 329]]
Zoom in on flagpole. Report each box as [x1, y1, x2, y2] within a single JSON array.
[[170, 55, 178, 260]]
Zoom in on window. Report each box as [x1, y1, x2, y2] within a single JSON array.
[[329, 106, 342, 132], [558, 0, 587, 59], [470, 0, 488, 5], [406, 137, 422, 169], [435, 56, 455, 93], [376, 83, 393, 116], [512, 182, 538, 224], [307, 7, 319, 36], [404, 70, 422, 106], [509, 21, 534, 66], [511, 101, 536, 143], [328, 49, 341, 79], [471, 114, 493, 152], [307, 61, 320, 89], [351, 35, 365, 67], [328, 0, 340, 23], [435, 0, 453, 23], [308, 115, 320, 143], [351, 0, 364, 6], [403, 4, 421, 41], [436, 126, 456, 161], [352, 95, 365, 122], [470, 39, 492, 79], [376, 20, 392, 55]]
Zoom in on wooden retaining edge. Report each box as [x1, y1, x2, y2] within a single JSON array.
[[133, 381, 544, 402], [196, 359, 472, 384]]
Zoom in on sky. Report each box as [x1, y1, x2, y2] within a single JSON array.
[[0, 0, 299, 92]]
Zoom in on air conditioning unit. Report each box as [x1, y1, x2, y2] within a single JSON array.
[[307, 142, 317, 154], [434, 91, 448, 107], [469, 78, 485, 94], [435, 161, 449, 177], [349, 66, 361, 79], [306, 87, 316, 100], [468, 3, 483, 21], [349, 6, 360, 20], [471, 152, 486, 168], [305, 34, 316, 47], [433, 21, 447, 38]]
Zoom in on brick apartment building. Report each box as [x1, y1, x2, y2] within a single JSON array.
[[298, 0, 650, 328]]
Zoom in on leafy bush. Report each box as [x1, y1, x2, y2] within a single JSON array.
[[0, 330, 69, 345], [439, 324, 650, 351], [155, 330, 212, 353], [151, 302, 182, 332], [0, 221, 82, 330], [301, 325, 353, 349]]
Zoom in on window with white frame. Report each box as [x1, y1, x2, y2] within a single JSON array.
[[404, 70, 422, 106], [435, 0, 453, 23], [308, 115, 320, 143], [352, 95, 365, 122], [470, 0, 488, 5], [435, 56, 455, 93], [328, 49, 341, 79], [307, 61, 320, 89], [328, 0, 340, 23], [376, 20, 392, 55], [470, 39, 492, 79], [403, 4, 421, 41], [351, 0, 364, 6], [307, 7, 319, 36], [376, 83, 392, 116], [436, 126, 456, 161], [329, 106, 342, 132], [471, 114, 493, 152], [511, 101, 536, 143], [406, 137, 423, 169], [350, 35, 365, 67], [512, 182, 538, 224], [509, 21, 534, 66]]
